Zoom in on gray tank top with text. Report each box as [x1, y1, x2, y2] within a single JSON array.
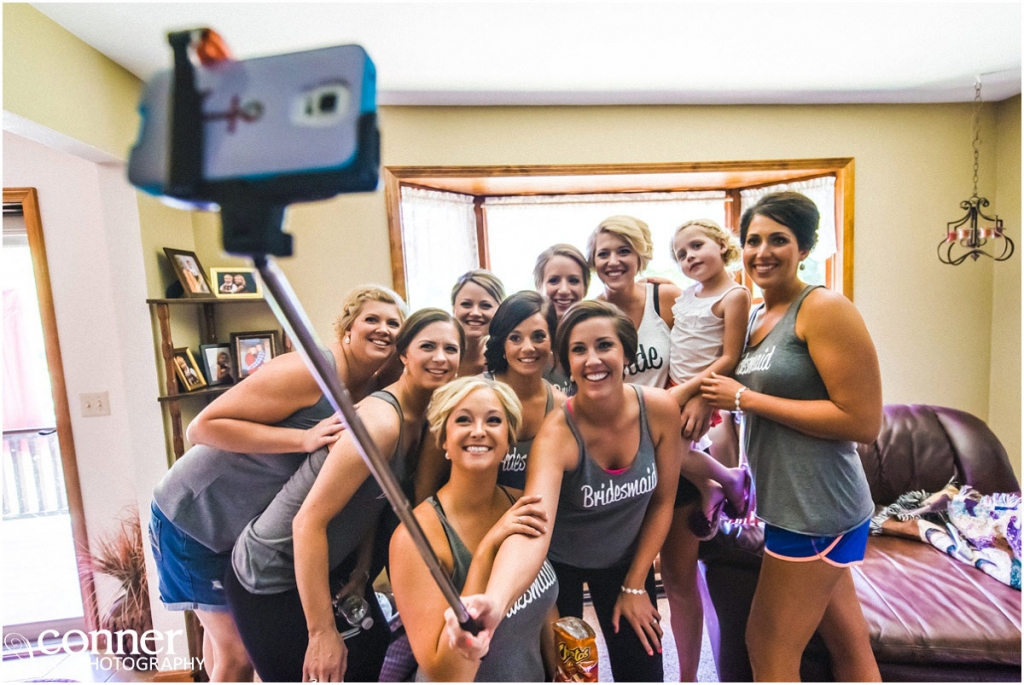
[[497, 382, 555, 490], [735, 286, 873, 536], [415, 491, 558, 682], [549, 385, 658, 569]]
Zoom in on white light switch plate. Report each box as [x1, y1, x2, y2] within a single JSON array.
[[80, 392, 110, 417]]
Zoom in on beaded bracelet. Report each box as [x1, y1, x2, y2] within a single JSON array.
[[734, 386, 748, 413], [620, 586, 646, 595]]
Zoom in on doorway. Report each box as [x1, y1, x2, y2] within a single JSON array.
[[2, 188, 98, 648]]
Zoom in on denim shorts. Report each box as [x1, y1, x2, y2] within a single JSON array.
[[763, 519, 870, 567], [149, 501, 231, 612]]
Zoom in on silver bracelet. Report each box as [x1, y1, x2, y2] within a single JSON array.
[[620, 585, 646, 595], [734, 386, 748, 413]]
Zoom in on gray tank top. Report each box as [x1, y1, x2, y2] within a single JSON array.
[[417, 490, 558, 682], [735, 286, 874, 536], [497, 382, 555, 490], [152, 347, 337, 552], [232, 391, 416, 594], [548, 385, 658, 569]]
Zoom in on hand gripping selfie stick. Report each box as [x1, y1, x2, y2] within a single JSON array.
[[147, 29, 482, 635]]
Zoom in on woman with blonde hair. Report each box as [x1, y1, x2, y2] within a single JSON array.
[[226, 309, 465, 683], [149, 284, 405, 681], [391, 376, 558, 681], [450, 269, 506, 377]]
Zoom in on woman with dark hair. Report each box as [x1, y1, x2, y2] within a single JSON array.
[[702, 191, 882, 681], [415, 292, 566, 501], [391, 376, 558, 682], [149, 285, 405, 682], [445, 300, 682, 682], [484, 291, 567, 490], [224, 309, 465, 683], [451, 269, 506, 377], [533, 244, 590, 394]]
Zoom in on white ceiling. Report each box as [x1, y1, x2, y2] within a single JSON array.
[[33, 2, 1022, 106]]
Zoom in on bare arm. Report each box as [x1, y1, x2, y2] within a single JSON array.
[[701, 290, 882, 444], [292, 399, 400, 683], [186, 350, 343, 454], [612, 388, 681, 655], [413, 438, 451, 506], [393, 495, 547, 682]]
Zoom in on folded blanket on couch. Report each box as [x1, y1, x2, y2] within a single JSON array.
[[870, 485, 1021, 590]]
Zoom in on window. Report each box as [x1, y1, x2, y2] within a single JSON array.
[[386, 160, 854, 311]]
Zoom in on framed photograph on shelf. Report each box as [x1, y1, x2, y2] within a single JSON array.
[[171, 347, 207, 392], [199, 343, 235, 387], [164, 248, 213, 298], [231, 331, 279, 379], [210, 267, 263, 299]]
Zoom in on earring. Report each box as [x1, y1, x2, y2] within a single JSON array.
[[444, 451, 450, 461], [344, 334, 351, 344], [799, 262, 806, 271]]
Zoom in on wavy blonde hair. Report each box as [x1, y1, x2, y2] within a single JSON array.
[[427, 377, 522, 450], [586, 215, 654, 272], [331, 285, 408, 343], [672, 219, 742, 270]]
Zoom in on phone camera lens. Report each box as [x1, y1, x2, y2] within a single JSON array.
[[319, 93, 337, 113]]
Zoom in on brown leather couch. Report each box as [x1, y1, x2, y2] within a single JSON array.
[[698, 404, 1022, 681]]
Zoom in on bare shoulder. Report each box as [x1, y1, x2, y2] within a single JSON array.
[[356, 394, 403, 450], [637, 386, 680, 422], [797, 287, 868, 339], [722, 286, 751, 308], [392, 499, 448, 562]]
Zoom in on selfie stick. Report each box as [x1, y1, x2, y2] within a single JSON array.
[[163, 29, 482, 635]]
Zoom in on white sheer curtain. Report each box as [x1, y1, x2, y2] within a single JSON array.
[[400, 186, 478, 311], [483, 191, 729, 295]]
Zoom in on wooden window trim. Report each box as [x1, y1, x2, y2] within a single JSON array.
[[384, 158, 854, 300], [3, 187, 100, 635]]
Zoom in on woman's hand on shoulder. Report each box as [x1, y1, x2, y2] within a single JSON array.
[[482, 494, 548, 554]]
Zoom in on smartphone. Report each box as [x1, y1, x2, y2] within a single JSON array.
[[128, 43, 378, 205]]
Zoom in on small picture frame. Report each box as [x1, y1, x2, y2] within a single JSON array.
[[172, 347, 207, 392], [164, 248, 214, 298], [231, 331, 279, 379], [199, 343, 236, 387], [210, 267, 264, 299]]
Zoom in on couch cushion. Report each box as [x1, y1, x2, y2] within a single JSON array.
[[854, 536, 1021, 666]]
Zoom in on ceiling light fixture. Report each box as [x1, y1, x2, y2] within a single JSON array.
[[937, 75, 1014, 265]]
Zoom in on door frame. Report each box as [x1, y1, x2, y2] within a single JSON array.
[[4, 186, 99, 635]]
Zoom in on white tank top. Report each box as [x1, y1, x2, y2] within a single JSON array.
[[625, 283, 671, 388], [669, 284, 744, 384]]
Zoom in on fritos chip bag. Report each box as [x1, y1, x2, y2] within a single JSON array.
[[552, 616, 598, 682]]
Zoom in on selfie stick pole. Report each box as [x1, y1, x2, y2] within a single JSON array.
[[250, 253, 482, 635], [162, 28, 482, 635]]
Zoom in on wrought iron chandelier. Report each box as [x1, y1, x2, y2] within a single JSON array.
[[937, 76, 1014, 265]]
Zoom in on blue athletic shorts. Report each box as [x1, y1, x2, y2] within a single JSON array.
[[763, 519, 870, 567], [148, 501, 231, 612]]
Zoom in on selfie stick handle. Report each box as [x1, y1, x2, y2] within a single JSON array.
[[251, 254, 483, 635]]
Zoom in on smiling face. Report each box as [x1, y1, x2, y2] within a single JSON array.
[[233, 275, 246, 286], [345, 300, 403, 367], [567, 317, 626, 396], [673, 225, 728, 283], [401, 321, 461, 391], [453, 281, 499, 341], [593, 231, 640, 290], [503, 312, 551, 378], [742, 214, 808, 290], [442, 387, 510, 470], [542, 255, 587, 319]]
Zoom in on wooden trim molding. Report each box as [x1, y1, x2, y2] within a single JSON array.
[[3, 187, 100, 634]]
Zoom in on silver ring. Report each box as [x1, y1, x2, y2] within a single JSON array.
[[308, 679, 318, 683]]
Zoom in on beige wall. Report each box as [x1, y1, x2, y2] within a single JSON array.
[[991, 96, 1021, 475]]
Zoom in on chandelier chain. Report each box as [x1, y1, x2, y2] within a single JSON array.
[[972, 75, 981, 196]]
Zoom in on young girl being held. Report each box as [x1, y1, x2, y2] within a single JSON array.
[[660, 219, 753, 680]]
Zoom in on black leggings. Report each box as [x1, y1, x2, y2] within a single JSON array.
[[224, 553, 389, 682], [550, 559, 663, 682]]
